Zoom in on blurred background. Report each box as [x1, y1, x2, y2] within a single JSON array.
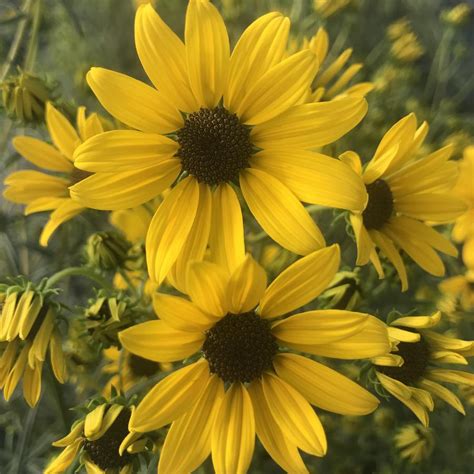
[[0, 0, 473, 472]]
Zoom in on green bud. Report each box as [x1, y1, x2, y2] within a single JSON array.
[[85, 231, 131, 271]]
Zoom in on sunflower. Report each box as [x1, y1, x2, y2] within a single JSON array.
[[3, 103, 108, 246], [342, 113, 466, 290], [372, 312, 474, 426], [296, 27, 374, 101], [394, 423, 434, 464], [102, 347, 172, 396], [70, 1, 369, 289], [119, 245, 390, 473], [0, 279, 67, 407], [44, 398, 150, 474]]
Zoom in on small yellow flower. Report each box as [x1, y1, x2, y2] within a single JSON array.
[[119, 245, 390, 473], [342, 113, 465, 290], [373, 312, 474, 426], [3, 103, 108, 246], [394, 423, 434, 463], [441, 3, 471, 25], [387, 19, 424, 62]]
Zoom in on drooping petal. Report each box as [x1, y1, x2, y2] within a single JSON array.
[[119, 320, 204, 362], [130, 360, 210, 432], [208, 183, 245, 274], [226, 254, 267, 314], [240, 168, 325, 255], [237, 50, 318, 125], [350, 213, 375, 265], [87, 67, 183, 133], [23, 361, 43, 407], [425, 369, 474, 386], [225, 13, 289, 112], [211, 383, 255, 474], [419, 378, 465, 414], [185, 0, 230, 108], [73, 131, 178, 172], [70, 160, 181, 210], [12, 136, 73, 172], [45, 103, 80, 161], [135, 3, 198, 112], [391, 311, 441, 329], [158, 375, 224, 474], [146, 177, 200, 284], [251, 97, 367, 150], [259, 245, 340, 318], [274, 353, 379, 415], [247, 378, 309, 474], [261, 373, 327, 456], [250, 150, 367, 211]]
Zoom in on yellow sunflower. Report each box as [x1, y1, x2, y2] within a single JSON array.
[[70, 1, 369, 289], [119, 245, 390, 473], [297, 27, 374, 101], [373, 312, 474, 426], [342, 113, 466, 290], [3, 103, 106, 246]]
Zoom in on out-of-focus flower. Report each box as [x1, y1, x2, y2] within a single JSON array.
[[441, 3, 471, 25], [0, 278, 66, 406], [320, 270, 362, 310], [313, 0, 352, 18], [439, 269, 474, 310], [373, 312, 473, 426], [86, 231, 132, 272], [388, 19, 424, 62], [342, 113, 465, 291], [394, 423, 434, 463]]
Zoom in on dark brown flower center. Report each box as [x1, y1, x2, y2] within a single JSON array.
[[202, 312, 278, 383], [377, 334, 430, 385], [128, 353, 160, 377], [83, 408, 132, 470], [176, 107, 252, 185], [362, 179, 394, 230]]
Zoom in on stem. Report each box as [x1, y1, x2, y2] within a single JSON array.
[[46, 266, 113, 291], [46, 363, 69, 432], [23, 0, 42, 71], [13, 402, 38, 474], [246, 231, 267, 243], [118, 268, 136, 293], [0, 0, 33, 82]]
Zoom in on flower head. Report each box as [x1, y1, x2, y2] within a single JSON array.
[[119, 245, 390, 473], [342, 114, 466, 290], [394, 423, 434, 463], [70, 1, 369, 289], [372, 312, 474, 426]]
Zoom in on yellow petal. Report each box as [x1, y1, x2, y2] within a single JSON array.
[[44, 438, 82, 474], [50, 330, 67, 383], [259, 245, 340, 318], [237, 50, 318, 125], [186, 261, 229, 317], [23, 361, 43, 407], [46, 102, 80, 160], [70, 160, 181, 211], [159, 375, 224, 474], [4, 344, 29, 401], [84, 404, 107, 438], [350, 213, 375, 265], [430, 351, 468, 365], [240, 168, 325, 255], [226, 254, 267, 313], [274, 353, 379, 415], [375, 371, 412, 399], [387, 327, 421, 343], [247, 378, 308, 474], [87, 67, 183, 133], [251, 97, 367, 149], [225, 12, 289, 112], [185, 0, 229, 108], [40, 199, 85, 247], [363, 144, 399, 184], [419, 378, 465, 414], [426, 369, 474, 385], [135, 3, 198, 112], [130, 360, 210, 432], [261, 373, 326, 456], [12, 136, 73, 172], [424, 329, 473, 351], [73, 131, 178, 172], [391, 311, 441, 329], [211, 383, 255, 474], [25, 197, 66, 215], [52, 421, 85, 447], [146, 176, 199, 284], [88, 404, 124, 440], [152, 293, 216, 332], [208, 183, 245, 274], [119, 320, 204, 362], [251, 150, 367, 211]]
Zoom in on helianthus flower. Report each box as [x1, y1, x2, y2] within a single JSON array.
[[373, 312, 474, 426], [342, 113, 466, 290], [394, 423, 434, 463], [0, 278, 67, 407], [45, 398, 150, 474], [3, 103, 107, 246], [119, 245, 390, 473], [70, 1, 368, 288], [387, 19, 424, 62], [300, 27, 374, 101], [102, 347, 172, 395]]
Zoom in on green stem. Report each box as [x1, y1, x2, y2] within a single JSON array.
[[23, 0, 42, 71], [14, 402, 38, 474], [46, 362, 69, 432], [246, 231, 267, 243], [118, 268, 136, 293], [46, 266, 113, 291]]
